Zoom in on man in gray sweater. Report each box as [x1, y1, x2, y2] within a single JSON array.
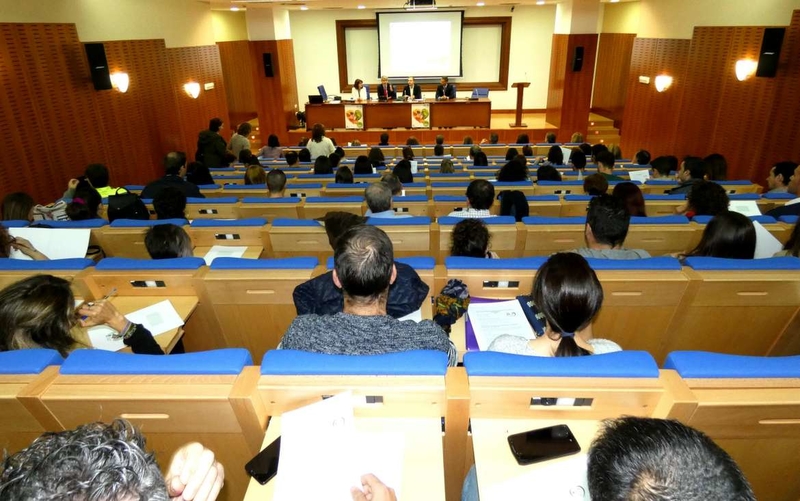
[[280, 225, 457, 365]]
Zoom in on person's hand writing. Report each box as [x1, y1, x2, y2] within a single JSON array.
[[78, 299, 127, 332], [350, 474, 397, 501], [165, 443, 225, 501], [10, 237, 48, 260]]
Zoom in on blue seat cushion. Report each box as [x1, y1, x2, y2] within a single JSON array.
[[271, 218, 322, 227], [664, 351, 800, 378], [0, 349, 63, 374], [96, 257, 205, 270], [41, 219, 108, 228], [190, 218, 267, 227], [431, 182, 471, 187], [684, 257, 800, 270], [260, 350, 447, 376], [211, 257, 319, 270], [225, 184, 266, 190], [446, 256, 546, 269], [0, 258, 94, 270], [394, 195, 428, 202], [242, 197, 301, 204], [630, 216, 690, 224], [438, 216, 516, 225], [1, 220, 30, 228], [586, 257, 682, 270], [367, 216, 430, 226], [692, 215, 776, 224], [463, 351, 659, 377], [523, 217, 585, 225], [526, 195, 560, 202], [110, 218, 188, 227], [188, 197, 237, 204], [326, 256, 435, 270], [433, 195, 467, 202], [306, 196, 363, 203], [60, 348, 253, 375], [780, 215, 798, 224], [563, 195, 592, 202]]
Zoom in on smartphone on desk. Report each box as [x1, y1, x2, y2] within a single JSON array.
[[245, 436, 281, 485], [507, 424, 580, 466]]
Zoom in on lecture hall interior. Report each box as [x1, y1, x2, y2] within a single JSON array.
[[2, 0, 800, 500]]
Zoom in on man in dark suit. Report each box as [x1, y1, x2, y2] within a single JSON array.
[[141, 152, 204, 200], [377, 76, 397, 100], [402, 76, 422, 100], [766, 162, 800, 218], [435, 76, 456, 100]]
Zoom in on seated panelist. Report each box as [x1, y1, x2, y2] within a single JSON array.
[[435, 76, 456, 100], [351, 78, 367, 101], [402, 76, 422, 100], [377, 76, 397, 100]]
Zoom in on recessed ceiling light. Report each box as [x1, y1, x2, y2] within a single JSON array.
[[536, 0, 545, 4], [476, 1, 485, 5], [230, 6, 240, 11], [610, 0, 620, 2], [300, 5, 308, 9], [357, 4, 366, 8]]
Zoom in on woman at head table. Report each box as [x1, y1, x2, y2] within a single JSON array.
[[351, 79, 367, 101]]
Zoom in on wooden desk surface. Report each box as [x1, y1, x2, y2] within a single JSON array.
[[243, 416, 446, 501], [451, 316, 468, 363], [193, 246, 264, 260], [72, 296, 198, 354], [470, 418, 600, 501]]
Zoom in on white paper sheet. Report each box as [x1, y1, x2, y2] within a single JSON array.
[[410, 160, 418, 174], [86, 325, 126, 352], [728, 200, 762, 217], [398, 309, 423, 323], [353, 431, 405, 500], [753, 221, 784, 259], [274, 392, 360, 501], [124, 300, 184, 336], [202, 245, 248, 265], [628, 169, 651, 183], [8, 227, 90, 260], [482, 453, 589, 501], [468, 300, 535, 350]]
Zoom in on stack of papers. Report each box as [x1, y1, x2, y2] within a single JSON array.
[[467, 299, 535, 350], [202, 245, 248, 265], [8, 228, 90, 260]]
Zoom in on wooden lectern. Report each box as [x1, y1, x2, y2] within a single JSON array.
[[509, 82, 530, 128]]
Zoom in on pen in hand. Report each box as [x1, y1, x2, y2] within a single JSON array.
[[80, 287, 118, 321]]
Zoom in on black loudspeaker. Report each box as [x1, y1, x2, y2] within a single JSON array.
[[756, 28, 785, 78], [263, 53, 274, 78], [84, 43, 112, 91], [572, 46, 584, 72]]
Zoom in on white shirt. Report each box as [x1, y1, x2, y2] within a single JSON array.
[[351, 87, 365, 100], [306, 137, 335, 160], [446, 208, 495, 218]]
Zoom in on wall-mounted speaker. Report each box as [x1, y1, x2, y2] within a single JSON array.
[[572, 46, 584, 72], [84, 43, 112, 91], [263, 53, 274, 78], [756, 27, 785, 78]]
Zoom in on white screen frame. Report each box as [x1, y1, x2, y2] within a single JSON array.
[[376, 11, 464, 78]]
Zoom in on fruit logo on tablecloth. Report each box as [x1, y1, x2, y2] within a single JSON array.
[[344, 105, 363, 129], [411, 103, 430, 129]]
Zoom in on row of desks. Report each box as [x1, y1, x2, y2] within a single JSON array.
[[305, 99, 492, 129]]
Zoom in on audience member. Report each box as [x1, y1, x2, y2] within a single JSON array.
[[84, 163, 126, 198], [705, 153, 728, 181], [298, 148, 312, 163], [612, 182, 646, 217], [587, 417, 755, 501], [514, 154, 528, 168], [258, 134, 284, 159], [196, 118, 228, 168], [583, 173, 609, 196], [481, 133, 499, 145], [392, 160, 414, 184], [406, 136, 420, 146], [450, 219, 497, 258], [307, 123, 335, 159], [569, 149, 587, 178], [283, 225, 456, 363], [244, 165, 267, 185], [2, 192, 35, 221], [447, 180, 496, 218], [267, 169, 287, 198], [439, 159, 455, 174], [536, 165, 562, 182], [634, 149, 651, 166], [65, 181, 102, 221], [504, 148, 519, 161], [473, 151, 488, 166], [496, 160, 528, 182], [402, 146, 414, 161], [776, 217, 800, 257], [573, 194, 650, 259], [650, 155, 675, 178], [489, 252, 620, 355], [544, 132, 556, 144], [521, 145, 533, 157], [669, 156, 708, 195], [141, 152, 204, 199], [596, 151, 624, 181], [238, 149, 259, 166], [0, 227, 46, 260], [608, 144, 623, 160], [0, 419, 225, 501], [463, 136, 473, 145], [379, 133, 390, 146], [766, 161, 797, 194], [314, 155, 333, 175], [435, 135, 445, 146], [498, 190, 529, 221], [433, 144, 445, 156], [591, 143, 608, 163], [380, 172, 403, 195], [335, 146, 346, 159], [145, 224, 193, 259], [469, 147, 481, 162], [335, 166, 354, 184], [570, 132, 584, 143], [365, 182, 401, 218], [684, 180, 729, 217], [350, 139, 361, 147], [284, 151, 299, 167], [152, 186, 187, 220], [329, 152, 342, 168], [298, 137, 308, 147], [544, 145, 564, 166], [579, 143, 592, 156], [681, 211, 755, 260], [186, 161, 214, 186], [230, 122, 252, 158], [353, 155, 373, 175], [368, 147, 386, 169], [0, 275, 163, 355]]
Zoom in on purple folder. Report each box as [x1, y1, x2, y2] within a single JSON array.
[[464, 297, 504, 352]]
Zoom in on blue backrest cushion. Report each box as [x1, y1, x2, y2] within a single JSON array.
[[0, 349, 63, 374], [96, 257, 205, 270], [446, 256, 546, 270], [684, 257, 800, 270], [260, 350, 447, 376], [110, 218, 188, 228], [190, 218, 267, 227], [438, 216, 516, 226], [210, 257, 318, 270], [523, 217, 585, 225], [664, 351, 800, 378], [586, 257, 682, 270], [463, 351, 659, 378], [367, 216, 431, 226], [60, 348, 252, 375], [0, 258, 94, 271]]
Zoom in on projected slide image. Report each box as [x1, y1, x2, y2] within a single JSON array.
[[389, 21, 451, 76]]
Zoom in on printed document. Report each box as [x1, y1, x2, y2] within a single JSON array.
[[467, 299, 535, 350], [8, 227, 90, 260]]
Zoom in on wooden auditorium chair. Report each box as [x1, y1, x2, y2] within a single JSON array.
[[0, 257, 93, 294], [391, 194, 432, 217], [185, 196, 239, 220], [99, 218, 188, 259], [300, 196, 364, 219], [236, 197, 302, 220], [188, 218, 267, 259], [266, 218, 333, 262], [367, 217, 435, 258]]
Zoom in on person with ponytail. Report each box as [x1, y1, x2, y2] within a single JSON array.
[[487, 252, 621, 357], [65, 180, 102, 221]]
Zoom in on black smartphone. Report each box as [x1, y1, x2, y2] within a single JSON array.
[[507, 424, 581, 466], [245, 436, 281, 485]]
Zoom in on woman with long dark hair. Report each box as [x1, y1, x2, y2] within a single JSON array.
[[680, 211, 756, 261], [487, 253, 621, 357], [612, 182, 647, 217], [306, 123, 335, 160]]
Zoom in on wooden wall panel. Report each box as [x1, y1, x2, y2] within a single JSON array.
[[546, 34, 598, 138], [217, 40, 257, 124], [620, 38, 690, 158], [592, 33, 636, 123], [167, 46, 230, 163], [249, 40, 298, 147]]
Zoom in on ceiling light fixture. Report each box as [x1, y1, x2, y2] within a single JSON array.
[[300, 5, 308, 10], [357, 4, 366, 8], [654, 75, 673, 92], [230, 6, 240, 11], [477, 1, 485, 5], [184, 82, 201, 99], [110, 72, 129, 93], [536, 0, 545, 5]]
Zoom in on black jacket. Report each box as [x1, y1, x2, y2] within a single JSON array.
[[436, 83, 456, 99], [293, 262, 430, 317], [766, 201, 800, 219], [403, 84, 422, 100], [141, 175, 204, 200], [197, 130, 228, 168]]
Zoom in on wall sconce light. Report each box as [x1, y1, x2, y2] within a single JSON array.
[[735, 59, 758, 81], [110, 72, 129, 93], [654, 75, 673, 92], [184, 82, 201, 99]]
